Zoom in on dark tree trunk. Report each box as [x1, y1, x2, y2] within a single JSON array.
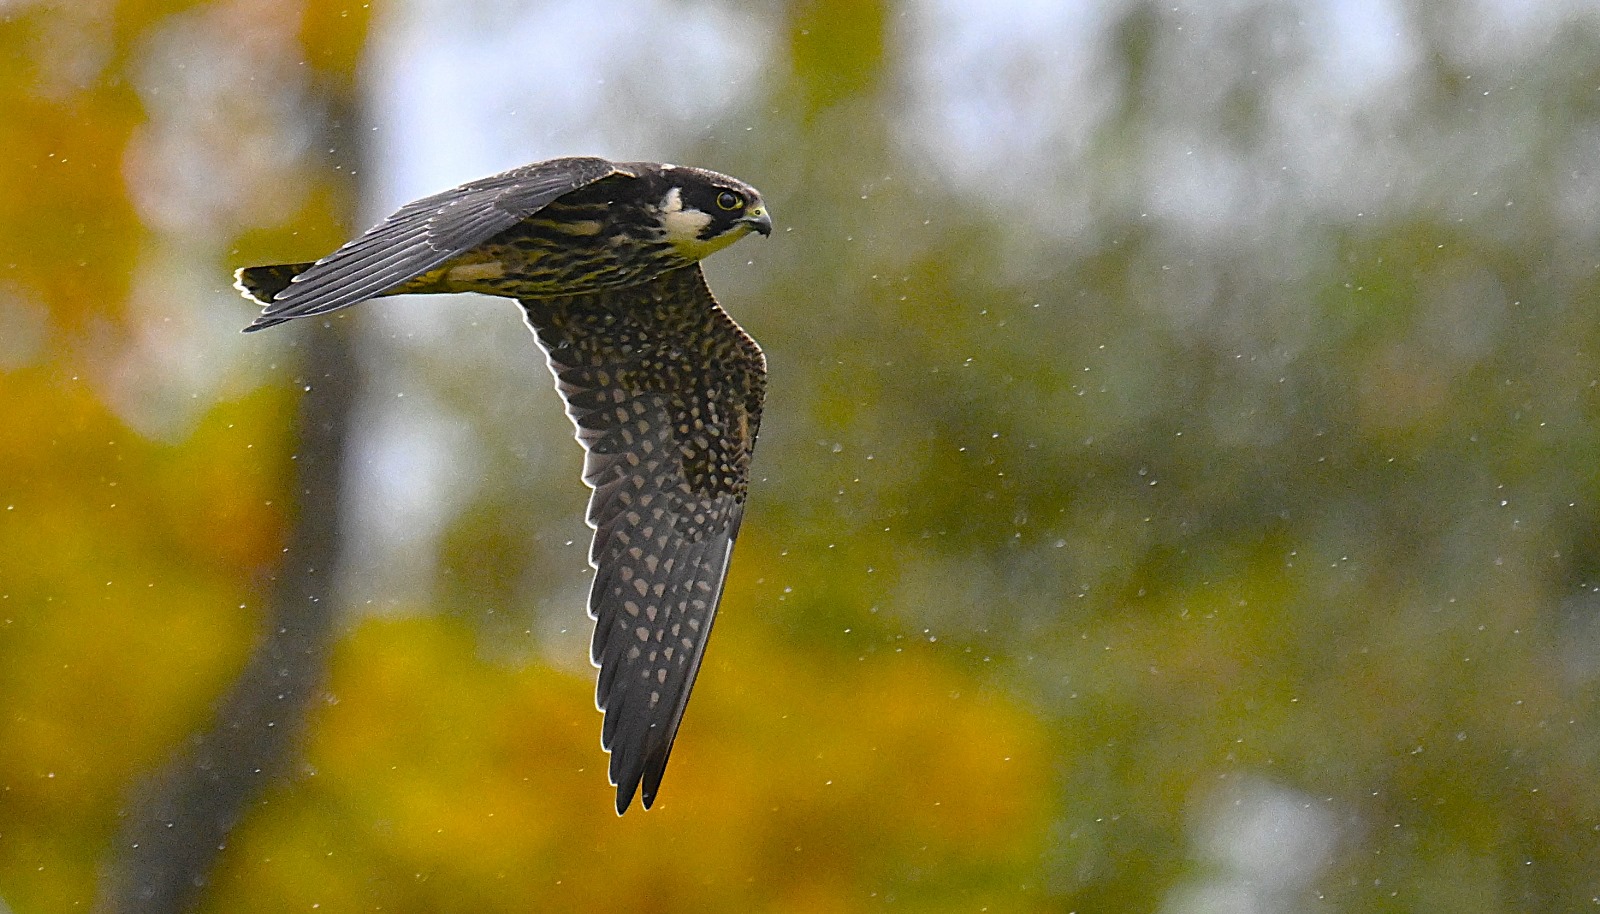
[[97, 96, 365, 914]]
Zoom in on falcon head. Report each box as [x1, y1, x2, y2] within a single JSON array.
[[647, 165, 772, 262]]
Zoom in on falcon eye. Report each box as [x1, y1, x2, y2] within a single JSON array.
[[716, 191, 743, 211]]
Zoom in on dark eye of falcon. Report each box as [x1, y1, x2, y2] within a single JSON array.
[[716, 191, 743, 211]]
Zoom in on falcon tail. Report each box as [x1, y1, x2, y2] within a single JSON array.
[[234, 262, 313, 306]]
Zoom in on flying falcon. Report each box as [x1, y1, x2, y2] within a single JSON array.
[[235, 157, 771, 814]]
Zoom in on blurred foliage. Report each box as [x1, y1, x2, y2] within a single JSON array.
[[3, 0, 1600, 911], [204, 616, 1049, 912]]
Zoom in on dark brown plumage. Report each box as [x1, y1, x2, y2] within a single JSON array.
[[236, 156, 771, 813]]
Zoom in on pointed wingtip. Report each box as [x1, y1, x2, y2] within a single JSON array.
[[614, 771, 646, 815], [607, 744, 665, 814], [611, 755, 644, 815]]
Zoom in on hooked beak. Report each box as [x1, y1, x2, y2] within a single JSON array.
[[740, 207, 773, 237]]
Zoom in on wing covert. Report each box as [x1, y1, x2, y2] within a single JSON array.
[[521, 264, 765, 814]]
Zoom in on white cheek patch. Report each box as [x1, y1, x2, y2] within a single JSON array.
[[658, 187, 713, 246]]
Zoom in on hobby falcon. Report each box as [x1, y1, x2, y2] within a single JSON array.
[[236, 157, 771, 814]]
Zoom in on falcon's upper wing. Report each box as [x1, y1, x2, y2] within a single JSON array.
[[521, 265, 765, 814], [244, 157, 628, 330]]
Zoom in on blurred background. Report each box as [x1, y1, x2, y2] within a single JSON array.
[[3, 0, 1600, 910]]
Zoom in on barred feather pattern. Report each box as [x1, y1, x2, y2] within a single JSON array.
[[408, 198, 683, 299], [241, 156, 627, 331], [522, 264, 765, 814]]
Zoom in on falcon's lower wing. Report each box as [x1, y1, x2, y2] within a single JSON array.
[[521, 265, 766, 814]]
